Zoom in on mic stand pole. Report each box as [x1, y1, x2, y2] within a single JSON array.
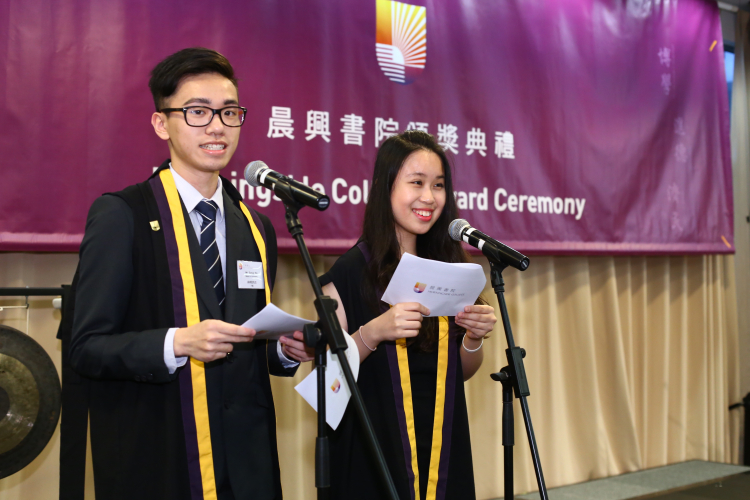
[[488, 261, 548, 500], [278, 196, 398, 500]]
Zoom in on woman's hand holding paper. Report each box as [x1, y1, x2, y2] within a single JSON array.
[[458, 304, 496, 380], [455, 304, 496, 340], [366, 302, 431, 345]]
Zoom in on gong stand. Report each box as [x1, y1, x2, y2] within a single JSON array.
[[0, 287, 64, 337], [273, 184, 398, 500], [486, 263, 549, 500]]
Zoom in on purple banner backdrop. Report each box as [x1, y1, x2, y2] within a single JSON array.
[[0, 0, 733, 254]]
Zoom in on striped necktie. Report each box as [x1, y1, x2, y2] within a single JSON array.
[[194, 200, 225, 312]]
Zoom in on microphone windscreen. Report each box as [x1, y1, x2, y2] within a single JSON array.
[[244, 161, 268, 187], [449, 219, 470, 241]]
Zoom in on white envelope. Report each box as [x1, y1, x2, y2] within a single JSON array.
[[241, 303, 316, 340], [295, 333, 360, 430], [381, 253, 486, 317]]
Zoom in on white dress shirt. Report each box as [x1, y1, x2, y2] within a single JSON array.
[[163, 166, 297, 372]]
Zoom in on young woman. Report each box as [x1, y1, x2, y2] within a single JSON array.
[[320, 130, 496, 500]]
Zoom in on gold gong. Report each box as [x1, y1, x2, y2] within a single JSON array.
[[0, 325, 61, 479]]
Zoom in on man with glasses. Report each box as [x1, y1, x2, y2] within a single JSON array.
[[68, 48, 311, 500]]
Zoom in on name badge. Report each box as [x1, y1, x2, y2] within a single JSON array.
[[237, 261, 265, 289]]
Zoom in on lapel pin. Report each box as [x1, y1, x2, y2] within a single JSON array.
[[150, 221, 161, 231]]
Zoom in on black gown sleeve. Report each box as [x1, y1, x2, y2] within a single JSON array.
[[259, 212, 278, 291], [255, 212, 296, 377], [319, 245, 375, 334], [70, 195, 173, 383]]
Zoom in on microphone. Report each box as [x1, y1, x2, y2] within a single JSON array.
[[244, 161, 330, 211], [449, 219, 529, 271]]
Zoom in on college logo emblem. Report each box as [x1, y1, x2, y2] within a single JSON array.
[[413, 282, 427, 293], [331, 379, 341, 393], [376, 0, 426, 84]]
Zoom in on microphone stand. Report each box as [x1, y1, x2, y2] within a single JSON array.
[[487, 261, 549, 500], [273, 185, 398, 500]]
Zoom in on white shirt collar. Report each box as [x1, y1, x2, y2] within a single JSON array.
[[169, 165, 224, 218]]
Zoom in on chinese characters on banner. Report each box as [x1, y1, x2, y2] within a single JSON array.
[[267, 106, 515, 160]]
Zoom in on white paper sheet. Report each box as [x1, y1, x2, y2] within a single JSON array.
[[240, 303, 316, 340], [381, 253, 486, 317], [294, 333, 360, 430]]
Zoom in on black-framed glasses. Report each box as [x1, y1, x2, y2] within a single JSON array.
[[160, 106, 247, 127]]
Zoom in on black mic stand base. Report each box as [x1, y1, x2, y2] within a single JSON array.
[[281, 198, 398, 500], [489, 261, 549, 500]]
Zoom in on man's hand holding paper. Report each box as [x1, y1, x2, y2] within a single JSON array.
[[241, 303, 315, 363], [240, 303, 316, 340], [381, 253, 486, 317]]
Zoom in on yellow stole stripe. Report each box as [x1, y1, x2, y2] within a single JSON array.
[[238, 202, 272, 371], [396, 317, 450, 500], [426, 317, 450, 499], [238, 203, 271, 304], [395, 337, 420, 499], [159, 169, 216, 499]]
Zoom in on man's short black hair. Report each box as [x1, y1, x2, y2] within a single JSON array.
[[149, 47, 238, 111]]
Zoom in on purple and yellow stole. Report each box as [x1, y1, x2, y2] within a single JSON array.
[[386, 318, 458, 500], [149, 169, 270, 500], [355, 241, 459, 500]]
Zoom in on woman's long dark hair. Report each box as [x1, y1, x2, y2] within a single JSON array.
[[361, 130, 470, 350]]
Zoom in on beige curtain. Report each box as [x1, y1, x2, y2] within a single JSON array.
[[0, 251, 741, 500], [270, 253, 741, 499]]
